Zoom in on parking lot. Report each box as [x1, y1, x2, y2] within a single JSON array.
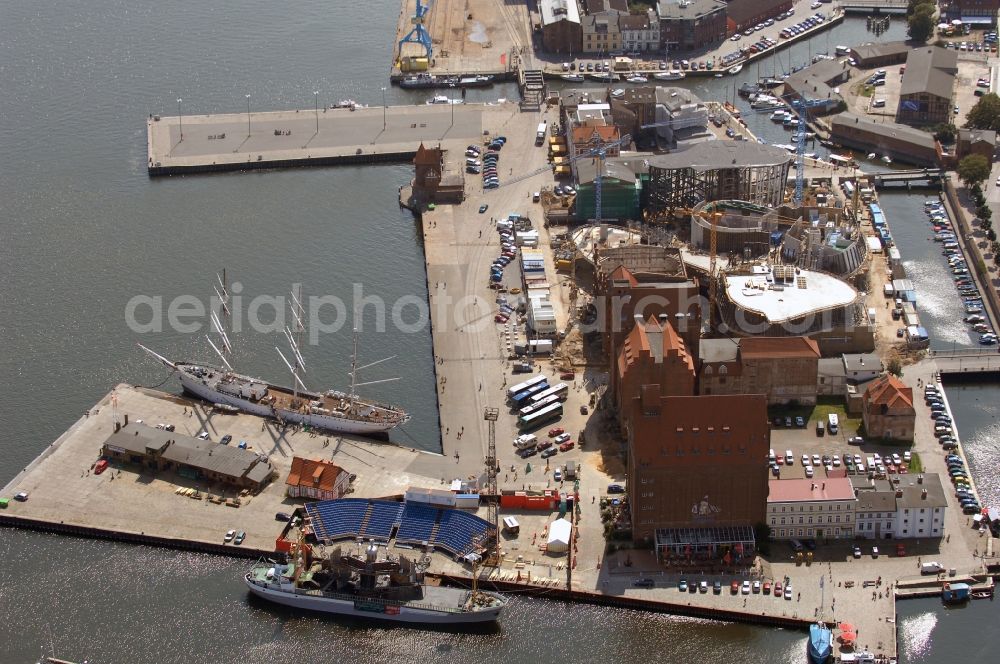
[[765, 400, 920, 483]]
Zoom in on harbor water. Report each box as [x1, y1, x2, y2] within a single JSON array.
[[0, 1, 996, 661]]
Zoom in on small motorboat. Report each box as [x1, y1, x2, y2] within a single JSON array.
[[729, 64, 743, 75], [560, 73, 585, 82], [867, 152, 876, 159], [882, 155, 893, 164], [625, 74, 648, 83]]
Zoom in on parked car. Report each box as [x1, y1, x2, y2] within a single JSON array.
[[94, 459, 109, 474], [633, 578, 654, 588], [224, 529, 236, 542], [234, 530, 246, 545], [275, 512, 292, 522], [607, 483, 625, 494]]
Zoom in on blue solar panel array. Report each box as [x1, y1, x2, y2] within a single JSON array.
[[305, 498, 492, 556]]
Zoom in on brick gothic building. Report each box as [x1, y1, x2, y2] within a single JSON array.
[[626, 392, 770, 548], [698, 336, 821, 405]]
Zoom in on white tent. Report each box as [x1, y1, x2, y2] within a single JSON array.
[[547, 518, 572, 553]]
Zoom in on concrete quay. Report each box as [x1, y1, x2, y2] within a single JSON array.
[[146, 104, 488, 175], [0, 384, 444, 554]]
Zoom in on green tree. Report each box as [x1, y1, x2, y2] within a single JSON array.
[[959, 154, 992, 185], [987, 229, 997, 242], [907, 0, 935, 14], [887, 357, 903, 377], [933, 123, 958, 143], [908, 10, 936, 43], [977, 205, 992, 221], [966, 93, 1000, 132]]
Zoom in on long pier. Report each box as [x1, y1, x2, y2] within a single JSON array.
[[146, 104, 487, 175]]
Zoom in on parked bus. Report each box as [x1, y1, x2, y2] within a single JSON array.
[[507, 374, 547, 400], [519, 393, 561, 417], [529, 382, 569, 404], [518, 402, 563, 430], [511, 382, 550, 405]]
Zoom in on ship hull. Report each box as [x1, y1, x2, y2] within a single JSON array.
[[178, 372, 402, 435], [245, 577, 503, 625]]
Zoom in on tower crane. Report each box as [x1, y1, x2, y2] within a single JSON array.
[[493, 133, 631, 223], [751, 92, 831, 204], [398, 0, 434, 62]]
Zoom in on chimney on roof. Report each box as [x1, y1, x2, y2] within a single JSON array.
[[895, 489, 903, 498], [921, 489, 928, 499], [917, 474, 924, 484]]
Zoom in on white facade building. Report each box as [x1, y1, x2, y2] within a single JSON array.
[[767, 477, 856, 540]]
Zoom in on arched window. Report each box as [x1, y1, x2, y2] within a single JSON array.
[[719, 364, 728, 375], [703, 365, 713, 375]]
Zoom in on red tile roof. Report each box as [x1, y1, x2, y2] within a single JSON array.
[[767, 477, 855, 503], [571, 124, 619, 144], [286, 457, 345, 492], [863, 374, 914, 413], [739, 336, 820, 360]]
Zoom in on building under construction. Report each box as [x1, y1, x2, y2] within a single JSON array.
[[645, 141, 792, 214], [690, 200, 870, 278]]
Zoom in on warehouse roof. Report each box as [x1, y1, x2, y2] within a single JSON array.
[[900, 47, 957, 100], [646, 140, 792, 170], [830, 114, 939, 150], [540, 0, 581, 26], [656, 0, 726, 20]]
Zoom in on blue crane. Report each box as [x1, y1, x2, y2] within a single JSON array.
[[398, 0, 434, 61], [786, 96, 831, 205]]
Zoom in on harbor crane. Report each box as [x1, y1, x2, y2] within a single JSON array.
[[398, 0, 434, 62], [482, 407, 500, 566]]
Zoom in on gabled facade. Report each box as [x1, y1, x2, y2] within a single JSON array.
[[862, 374, 915, 441]]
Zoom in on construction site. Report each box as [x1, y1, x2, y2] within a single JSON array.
[[391, 0, 534, 78]]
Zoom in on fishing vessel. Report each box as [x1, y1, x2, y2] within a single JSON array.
[[245, 539, 507, 625], [140, 274, 409, 436], [808, 622, 832, 663]]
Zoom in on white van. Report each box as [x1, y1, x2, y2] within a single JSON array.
[[872, 98, 886, 108], [515, 434, 537, 449], [920, 562, 944, 575], [827, 413, 839, 433], [785, 450, 794, 465]]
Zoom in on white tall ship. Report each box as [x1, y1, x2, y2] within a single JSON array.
[[245, 541, 507, 625], [140, 273, 409, 436]]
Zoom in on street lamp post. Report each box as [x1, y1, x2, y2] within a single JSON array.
[[314, 90, 320, 133], [177, 98, 183, 142], [245, 94, 251, 138], [381, 87, 387, 130]]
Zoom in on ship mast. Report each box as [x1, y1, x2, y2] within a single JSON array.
[[206, 269, 234, 371], [346, 329, 401, 409]]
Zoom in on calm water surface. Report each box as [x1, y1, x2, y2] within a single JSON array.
[[0, 2, 996, 660]]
